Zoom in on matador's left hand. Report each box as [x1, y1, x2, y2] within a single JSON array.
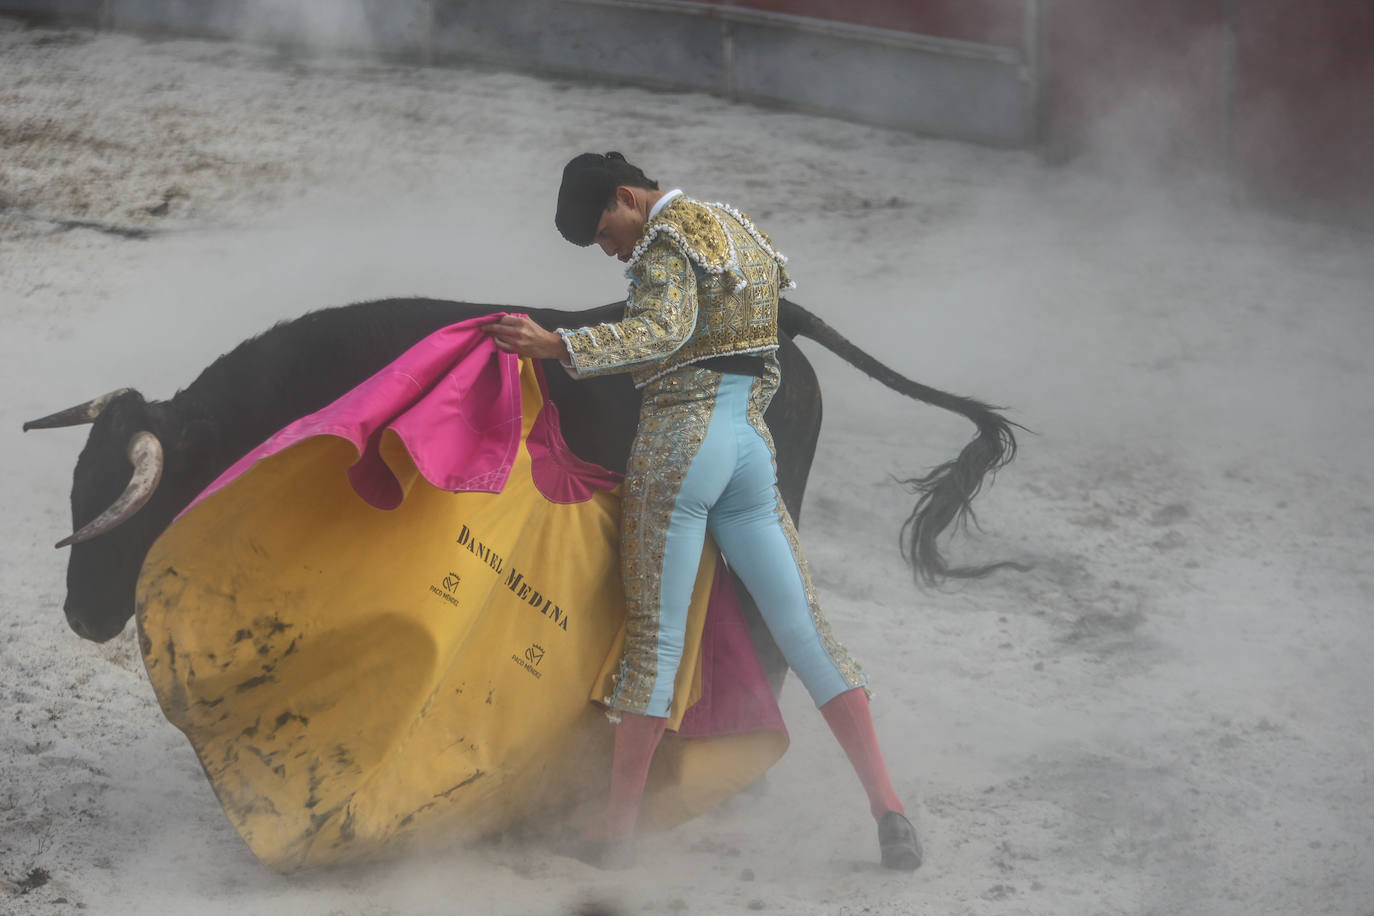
[[481, 315, 571, 361]]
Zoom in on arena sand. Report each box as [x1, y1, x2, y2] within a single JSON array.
[[2, 15, 1373, 916]]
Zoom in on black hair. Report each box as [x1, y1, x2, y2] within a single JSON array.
[[597, 151, 658, 197], [555, 151, 659, 246]]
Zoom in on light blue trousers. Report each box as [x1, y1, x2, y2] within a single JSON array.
[[636, 372, 861, 717]]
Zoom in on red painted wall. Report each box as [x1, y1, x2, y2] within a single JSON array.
[[1232, 1, 1374, 219], [697, 0, 1022, 47], [709, 0, 1374, 219], [1040, 0, 1230, 167]]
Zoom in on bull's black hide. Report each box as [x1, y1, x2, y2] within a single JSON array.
[[33, 298, 1020, 663], [49, 300, 813, 675]]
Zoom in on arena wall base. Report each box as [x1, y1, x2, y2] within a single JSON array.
[[0, 0, 1038, 147]]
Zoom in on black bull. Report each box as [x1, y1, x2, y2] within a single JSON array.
[[25, 298, 1022, 684]]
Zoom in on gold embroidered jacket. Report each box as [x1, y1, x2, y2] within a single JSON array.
[[557, 196, 795, 388]]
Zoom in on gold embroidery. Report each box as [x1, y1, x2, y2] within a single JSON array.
[[557, 198, 788, 387], [609, 367, 722, 714], [561, 237, 699, 376], [609, 359, 866, 715], [569, 200, 863, 710]]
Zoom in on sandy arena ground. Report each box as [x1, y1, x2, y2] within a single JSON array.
[[2, 14, 1373, 915]]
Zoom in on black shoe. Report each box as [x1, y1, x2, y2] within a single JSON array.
[[877, 811, 922, 871]]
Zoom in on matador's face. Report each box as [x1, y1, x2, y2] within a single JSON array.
[[593, 197, 647, 262]]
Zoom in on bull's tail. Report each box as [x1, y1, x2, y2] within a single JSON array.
[[779, 298, 1029, 586]]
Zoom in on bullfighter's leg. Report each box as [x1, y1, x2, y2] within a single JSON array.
[[707, 372, 921, 870], [710, 373, 866, 705], [609, 368, 730, 717], [597, 368, 734, 849]]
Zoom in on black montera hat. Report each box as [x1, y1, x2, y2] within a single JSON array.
[[555, 151, 658, 246]]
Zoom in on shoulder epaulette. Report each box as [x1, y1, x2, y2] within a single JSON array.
[[624, 197, 794, 293]]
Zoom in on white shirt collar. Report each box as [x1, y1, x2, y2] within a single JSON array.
[[650, 188, 684, 219]]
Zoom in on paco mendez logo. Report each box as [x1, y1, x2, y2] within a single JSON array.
[[429, 571, 461, 606], [513, 643, 544, 679]]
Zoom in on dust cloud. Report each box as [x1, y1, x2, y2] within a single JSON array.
[[3, 9, 1372, 916]]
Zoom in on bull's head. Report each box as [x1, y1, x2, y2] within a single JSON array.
[[26, 389, 198, 642]]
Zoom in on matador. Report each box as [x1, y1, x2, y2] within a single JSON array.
[[483, 151, 921, 871]]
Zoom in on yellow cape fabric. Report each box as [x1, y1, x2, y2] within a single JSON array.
[[135, 358, 786, 872]]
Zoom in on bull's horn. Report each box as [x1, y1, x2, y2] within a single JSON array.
[[56, 431, 164, 549], [23, 388, 133, 431]]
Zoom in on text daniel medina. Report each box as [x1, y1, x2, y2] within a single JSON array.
[[456, 524, 571, 632]]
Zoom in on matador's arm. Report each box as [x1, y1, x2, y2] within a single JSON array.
[[557, 236, 698, 378]]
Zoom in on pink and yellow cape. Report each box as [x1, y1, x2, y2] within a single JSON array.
[[135, 316, 787, 871]]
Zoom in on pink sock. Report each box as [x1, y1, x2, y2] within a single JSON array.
[[601, 712, 668, 840], [820, 687, 905, 821]]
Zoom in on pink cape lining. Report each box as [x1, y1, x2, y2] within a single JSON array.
[[180, 315, 784, 739], [189, 315, 539, 514]]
